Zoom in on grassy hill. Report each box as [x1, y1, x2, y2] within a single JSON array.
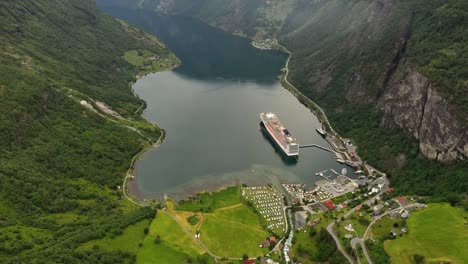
[[0, 0, 178, 262], [385, 203, 467, 264]]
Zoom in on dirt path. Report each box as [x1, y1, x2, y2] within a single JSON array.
[[214, 203, 243, 211]]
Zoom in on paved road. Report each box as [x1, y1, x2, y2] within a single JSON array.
[[325, 174, 389, 264], [363, 203, 419, 239], [279, 44, 392, 264], [327, 221, 355, 264], [122, 130, 164, 207], [280, 46, 337, 135], [351, 238, 371, 264], [350, 203, 420, 264]]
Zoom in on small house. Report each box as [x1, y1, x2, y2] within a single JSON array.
[[324, 200, 335, 210]]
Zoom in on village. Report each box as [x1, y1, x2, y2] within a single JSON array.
[[237, 164, 429, 264], [251, 38, 280, 51]]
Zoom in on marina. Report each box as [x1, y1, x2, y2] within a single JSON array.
[[104, 10, 353, 201]]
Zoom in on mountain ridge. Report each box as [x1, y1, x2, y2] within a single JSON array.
[[0, 0, 178, 262], [104, 0, 467, 162], [97, 0, 467, 199]]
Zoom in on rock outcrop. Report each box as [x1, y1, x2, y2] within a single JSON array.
[[99, 0, 467, 162], [380, 61, 467, 161]]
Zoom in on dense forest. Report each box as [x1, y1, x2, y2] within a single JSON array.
[[0, 0, 174, 262], [100, 0, 467, 201], [289, 0, 468, 201], [407, 0, 468, 117]]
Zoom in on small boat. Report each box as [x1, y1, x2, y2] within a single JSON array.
[[316, 127, 327, 136]]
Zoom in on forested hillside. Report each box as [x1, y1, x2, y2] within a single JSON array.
[[0, 0, 175, 262], [100, 0, 467, 201]]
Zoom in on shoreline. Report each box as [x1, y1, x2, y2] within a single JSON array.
[[125, 35, 377, 206], [122, 129, 166, 207], [272, 40, 386, 176], [122, 63, 180, 206]]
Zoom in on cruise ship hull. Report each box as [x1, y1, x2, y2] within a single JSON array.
[[260, 113, 299, 157]]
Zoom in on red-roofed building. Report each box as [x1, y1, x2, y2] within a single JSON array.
[[355, 205, 362, 211], [244, 259, 255, 264], [396, 197, 407, 206], [386, 188, 394, 193], [269, 237, 276, 243], [324, 200, 335, 209]]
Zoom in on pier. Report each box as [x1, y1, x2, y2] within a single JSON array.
[[299, 144, 335, 153]]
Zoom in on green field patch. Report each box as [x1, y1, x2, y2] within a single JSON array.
[[115, 118, 161, 140], [0, 225, 52, 253], [369, 215, 405, 239], [138, 238, 196, 264], [176, 187, 242, 212], [292, 228, 318, 264], [42, 212, 81, 224], [79, 219, 150, 254], [337, 220, 364, 238], [199, 204, 270, 258], [123, 49, 179, 76], [137, 212, 205, 263], [123, 50, 152, 66], [213, 204, 260, 226], [385, 203, 467, 264], [291, 214, 330, 263]]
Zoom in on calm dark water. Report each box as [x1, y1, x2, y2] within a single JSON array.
[[99, 6, 351, 200]]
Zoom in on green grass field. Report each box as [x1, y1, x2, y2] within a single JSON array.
[[80, 219, 150, 254], [291, 229, 318, 264], [123, 50, 154, 66], [137, 212, 206, 264], [291, 214, 330, 263], [369, 215, 405, 239], [338, 218, 367, 238], [385, 203, 467, 264], [176, 187, 242, 212], [199, 204, 270, 258], [123, 49, 179, 76], [139, 240, 194, 264]]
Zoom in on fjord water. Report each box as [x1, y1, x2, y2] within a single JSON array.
[[100, 7, 350, 200]]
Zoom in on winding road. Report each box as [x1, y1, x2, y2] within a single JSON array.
[[325, 175, 389, 264], [280, 46, 337, 135], [122, 130, 164, 207], [278, 42, 392, 264]]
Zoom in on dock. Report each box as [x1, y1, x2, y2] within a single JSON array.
[[299, 144, 334, 153]]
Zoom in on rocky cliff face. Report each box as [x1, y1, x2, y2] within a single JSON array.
[[380, 61, 467, 161], [99, 0, 467, 162]]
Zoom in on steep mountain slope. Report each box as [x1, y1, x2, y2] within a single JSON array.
[[110, 0, 467, 162], [99, 0, 467, 197], [0, 0, 176, 262], [280, 0, 467, 162]]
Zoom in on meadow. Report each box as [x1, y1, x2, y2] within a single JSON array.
[[199, 204, 270, 258], [385, 203, 467, 264], [137, 212, 208, 263]]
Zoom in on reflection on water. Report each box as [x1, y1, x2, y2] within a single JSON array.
[[98, 6, 353, 201]]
